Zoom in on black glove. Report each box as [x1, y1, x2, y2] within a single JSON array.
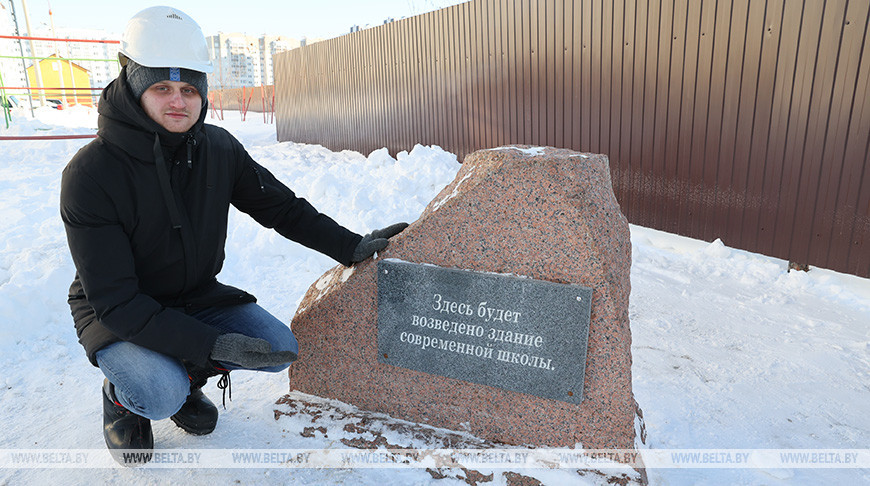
[[351, 222, 409, 262], [210, 333, 297, 368]]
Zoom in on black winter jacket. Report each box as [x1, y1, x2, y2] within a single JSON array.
[[60, 69, 362, 367]]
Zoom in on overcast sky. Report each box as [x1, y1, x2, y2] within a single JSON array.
[[15, 0, 468, 40]]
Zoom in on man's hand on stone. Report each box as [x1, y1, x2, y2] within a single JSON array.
[[351, 222, 409, 263]]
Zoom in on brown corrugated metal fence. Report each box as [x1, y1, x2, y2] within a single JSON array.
[[275, 0, 870, 278]]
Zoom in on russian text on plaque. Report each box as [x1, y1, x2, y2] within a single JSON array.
[[377, 259, 593, 404]]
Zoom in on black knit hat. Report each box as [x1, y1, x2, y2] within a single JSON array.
[[126, 59, 208, 105]]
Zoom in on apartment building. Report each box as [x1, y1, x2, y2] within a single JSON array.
[[0, 7, 119, 94], [28, 27, 120, 89], [260, 35, 296, 89], [208, 32, 313, 90]]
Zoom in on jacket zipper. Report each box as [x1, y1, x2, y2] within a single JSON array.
[[250, 163, 265, 192], [186, 134, 196, 169]]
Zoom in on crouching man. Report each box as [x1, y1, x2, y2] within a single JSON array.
[[60, 6, 405, 464]]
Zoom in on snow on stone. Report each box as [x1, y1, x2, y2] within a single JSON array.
[[430, 167, 474, 212], [489, 145, 547, 156]]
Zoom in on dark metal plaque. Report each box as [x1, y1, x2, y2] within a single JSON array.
[[377, 260, 592, 404]]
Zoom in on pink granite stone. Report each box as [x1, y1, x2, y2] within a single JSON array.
[[288, 146, 638, 451]]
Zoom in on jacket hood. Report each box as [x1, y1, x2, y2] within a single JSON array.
[[97, 65, 208, 162]]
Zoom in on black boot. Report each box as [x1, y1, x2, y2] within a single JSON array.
[[170, 363, 224, 435], [170, 383, 219, 435], [102, 379, 153, 466]]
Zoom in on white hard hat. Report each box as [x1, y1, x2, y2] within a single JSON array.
[[119, 6, 213, 74]]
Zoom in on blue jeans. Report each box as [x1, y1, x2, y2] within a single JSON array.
[[95, 303, 297, 420]]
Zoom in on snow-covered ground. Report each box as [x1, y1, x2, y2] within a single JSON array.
[[0, 106, 868, 485]]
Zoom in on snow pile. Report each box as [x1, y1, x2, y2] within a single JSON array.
[[0, 109, 867, 485], [1, 105, 98, 134]]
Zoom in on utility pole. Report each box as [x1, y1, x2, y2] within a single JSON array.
[[47, 1, 68, 106], [20, 0, 44, 106]]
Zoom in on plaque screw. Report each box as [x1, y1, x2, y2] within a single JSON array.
[[384, 269, 389, 274], [568, 391, 574, 397], [383, 353, 388, 359], [576, 296, 582, 302]]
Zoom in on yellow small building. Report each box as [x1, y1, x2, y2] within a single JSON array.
[[26, 55, 94, 107]]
